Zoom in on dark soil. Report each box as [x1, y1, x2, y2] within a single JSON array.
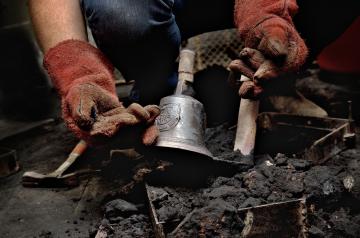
[[4, 119, 357, 237], [94, 214, 153, 238], [101, 124, 360, 238], [0, 122, 102, 238]]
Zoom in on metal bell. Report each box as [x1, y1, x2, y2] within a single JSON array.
[[154, 49, 213, 158], [155, 94, 212, 158]]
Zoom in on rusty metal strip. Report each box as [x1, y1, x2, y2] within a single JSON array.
[[145, 183, 166, 238], [257, 112, 354, 164], [238, 198, 307, 238], [306, 122, 350, 164]]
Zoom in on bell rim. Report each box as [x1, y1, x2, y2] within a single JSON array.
[[155, 140, 213, 159]]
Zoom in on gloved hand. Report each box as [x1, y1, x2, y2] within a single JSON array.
[[91, 103, 160, 145], [229, 48, 328, 117], [44, 40, 159, 144], [229, 48, 278, 99], [234, 0, 308, 75]]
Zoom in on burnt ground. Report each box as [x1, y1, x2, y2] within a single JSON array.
[[0, 123, 98, 238], [0, 121, 137, 238], [97, 124, 360, 238], [0, 119, 360, 237], [0, 111, 360, 238]]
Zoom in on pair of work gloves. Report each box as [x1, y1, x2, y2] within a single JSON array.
[[44, 0, 308, 144]]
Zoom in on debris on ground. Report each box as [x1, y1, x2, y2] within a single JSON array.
[[1, 117, 359, 238], [98, 125, 360, 237]]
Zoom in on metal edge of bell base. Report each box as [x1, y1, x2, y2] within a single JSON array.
[[155, 140, 213, 159]]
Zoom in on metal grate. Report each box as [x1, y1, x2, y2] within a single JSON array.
[[185, 28, 243, 73]]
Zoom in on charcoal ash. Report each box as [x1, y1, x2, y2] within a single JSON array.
[[95, 215, 153, 238], [93, 200, 154, 238], [104, 199, 139, 222], [152, 186, 202, 223], [205, 124, 235, 156], [168, 200, 244, 238], [100, 125, 360, 237]]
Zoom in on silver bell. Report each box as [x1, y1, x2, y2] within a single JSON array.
[[155, 94, 212, 158]]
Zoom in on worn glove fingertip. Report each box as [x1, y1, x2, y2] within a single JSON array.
[[142, 125, 159, 146], [144, 105, 161, 124], [127, 103, 151, 122], [228, 59, 255, 80]]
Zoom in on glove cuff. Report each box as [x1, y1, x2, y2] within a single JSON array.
[[43, 39, 116, 97]]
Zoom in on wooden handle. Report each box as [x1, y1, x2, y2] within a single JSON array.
[[175, 49, 196, 95], [178, 49, 195, 83], [53, 140, 87, 176], [234, 76, 259, 156]]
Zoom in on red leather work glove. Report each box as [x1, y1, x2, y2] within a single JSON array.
[[234, 0, 308, 77], [229, 48, 278, 99], [91, 103, 160, 145], [44, 40, 159, 145]]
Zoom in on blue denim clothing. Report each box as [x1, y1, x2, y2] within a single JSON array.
[[80, 0, 359, 105], [80, 0, 234, 104]]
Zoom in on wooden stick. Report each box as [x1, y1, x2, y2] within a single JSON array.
[[233, 75, 259, 157]]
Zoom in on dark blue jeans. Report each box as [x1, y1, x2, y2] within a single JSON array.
[[81, 0, 359, 105]]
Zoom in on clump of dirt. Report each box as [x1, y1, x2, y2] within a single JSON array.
[[146, 155, 305, 236], [92, 215, 153, 238], [305, 148, 360, 238], [110, 214, 153, 238], [104, 199, 139, 223], [205, 124, 235, 157], [150, 186, 202, 223], [168, 200, 244, 238], [91, 199, 153, 238]]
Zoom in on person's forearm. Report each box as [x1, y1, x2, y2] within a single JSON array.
[[29, 0, 87, 53]]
